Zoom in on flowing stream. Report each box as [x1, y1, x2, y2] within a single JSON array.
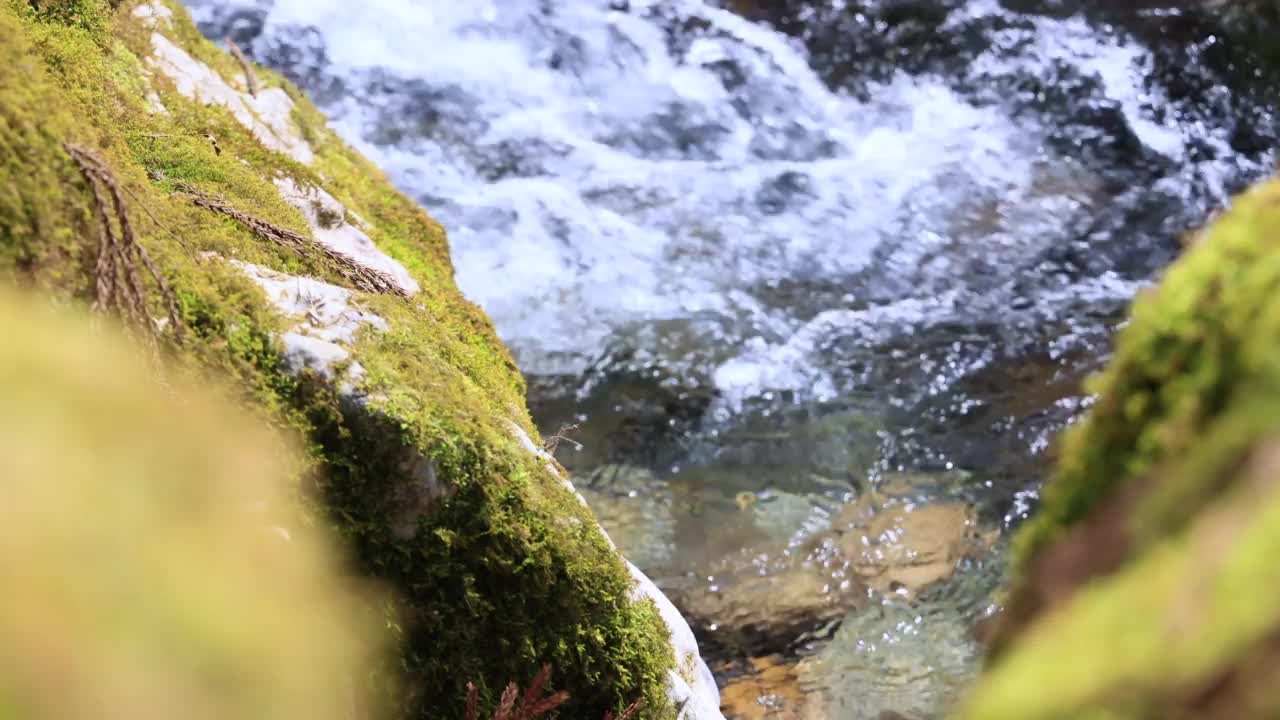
[[186, 0, 1279, 716]]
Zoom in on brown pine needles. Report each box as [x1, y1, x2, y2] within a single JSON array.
[[175, 183, 409, 298], [224, 36, 259, 97], [64, 143, 184, 347]]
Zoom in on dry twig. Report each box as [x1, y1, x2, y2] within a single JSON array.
[[225, 37, 259, 97], [64, 143, 185, 346], [541, 423, 583, 455], [493, 684, 519, 720], [465, 683, 480, 720], [115, 183, 195, 258], [174, 183, 408, 298]]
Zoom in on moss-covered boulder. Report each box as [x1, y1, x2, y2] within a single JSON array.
[[0, 1, 721, 717], [955, 177, 1280, 718], [0, 284, 390, 720]]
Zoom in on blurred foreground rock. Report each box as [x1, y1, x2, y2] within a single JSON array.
[[957, 177, 1280, 718], [0, 286, 390, 720]]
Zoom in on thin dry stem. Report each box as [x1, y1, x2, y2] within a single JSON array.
[[604, 699, 644, 720], [523, 690, 570, 717], [117, 182, 196, 258], [176, 183, 409, 298], [462, 662, 632, 720], [65, 143, 185, 347], [129, 131, 222, 156], [541, 423, 583, 455], [520, 663, 553, 713], [225, 37, 259, 97]]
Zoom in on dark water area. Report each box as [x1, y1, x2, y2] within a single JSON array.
[[188, 0, 1280, 715]]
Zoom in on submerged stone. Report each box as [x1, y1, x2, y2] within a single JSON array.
[[717, 654, 814, 720], [675, 473, 996, 660], [843, 501, 984, 598]]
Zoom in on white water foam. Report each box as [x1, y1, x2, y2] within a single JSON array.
[[188, 0, 1075, 380], [185, 0, 1249, 404]]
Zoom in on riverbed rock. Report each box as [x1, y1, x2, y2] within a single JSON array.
[[0, 3, 719, 718], [800, 600, 980, 720], [677, 475, 996, 658], [826, 472, 995, 598], [841, 500, 983, 597], [678, 566, 855, 658], [957, 177, 1280, 718], [718, 655, 814, 720]]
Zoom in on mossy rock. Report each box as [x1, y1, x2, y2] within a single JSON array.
[[0, 284, 390, 719], [0, 1, 703, 717], [955, 177, 1280, 718]]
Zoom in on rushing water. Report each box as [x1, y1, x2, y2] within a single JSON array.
[[187, 0, 1278, 716]]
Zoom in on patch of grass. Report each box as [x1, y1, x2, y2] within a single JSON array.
[[19, 0, 112, 41]]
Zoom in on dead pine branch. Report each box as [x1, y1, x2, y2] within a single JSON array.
[[114, 182, 196, 259], [64, 143, 185, 347], [464, 663, 642, 720], [174, 183, 409, 299], [225, 37, 259, 97], [541, 423, 583, 455]]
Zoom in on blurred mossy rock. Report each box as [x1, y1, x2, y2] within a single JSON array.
[[955, 177, 1280, 718], [0, 286, 390, 720], [0, 1, 720, 718]]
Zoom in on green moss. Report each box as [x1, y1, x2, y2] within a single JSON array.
[[19, 0, 111, 40], [286, 60, 673, 716], [0, 9, 96, 293], [300, 377, 675, 717], [957, 425, 1280, 719], [1015, 181, 1280, 570], [0, 1, 679, 717], [961, 178, 1280, 716]]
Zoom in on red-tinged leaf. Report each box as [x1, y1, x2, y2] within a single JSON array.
[[465, 682, 478, 720], [525, 690, 570, 717], [615, 699, 644, 720], [493, 682, 518, 720], [520, 663, 554, 715]]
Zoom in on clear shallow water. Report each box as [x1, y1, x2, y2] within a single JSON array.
[[187, 0, 1278, 716]]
